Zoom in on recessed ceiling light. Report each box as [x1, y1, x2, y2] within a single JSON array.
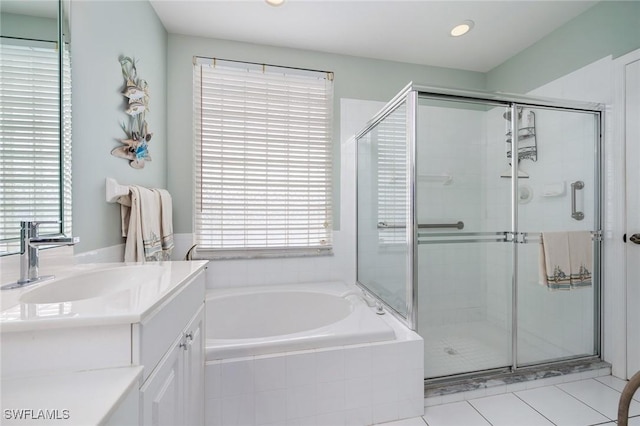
[[265, 0, 285, 6], [450, 20, 475, 37]]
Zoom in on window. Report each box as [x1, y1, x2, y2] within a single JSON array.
[[193, 57, 333, 258], [376, 104, 408, 245], [0, 39, 72, 255]]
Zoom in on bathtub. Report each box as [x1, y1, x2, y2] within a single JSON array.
[[205, 281, 396, 360]]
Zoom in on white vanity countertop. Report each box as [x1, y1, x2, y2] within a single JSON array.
[[0, 260, 208, 332], [0, 366, 143, 425]]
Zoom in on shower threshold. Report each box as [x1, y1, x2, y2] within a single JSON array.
[[424, 357, 611, 399]]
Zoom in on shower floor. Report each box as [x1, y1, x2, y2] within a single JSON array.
[[420, 320, 582, 379], [420, 321, 511, 378]]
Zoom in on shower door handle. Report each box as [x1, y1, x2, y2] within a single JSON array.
[[630, 234, 640, 244], [571, 181, 584, 221]]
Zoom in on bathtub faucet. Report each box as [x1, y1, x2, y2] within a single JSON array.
[[342, 288, 379, 308], [1, 221, 79, 290]]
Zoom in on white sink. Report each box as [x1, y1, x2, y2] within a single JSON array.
[[20, 265, 166, 304]]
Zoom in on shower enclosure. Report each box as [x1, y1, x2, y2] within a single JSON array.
[[356, 84, 603, 380]]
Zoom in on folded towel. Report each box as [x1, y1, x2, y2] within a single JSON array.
[[539, 232, 571, 290], [153, 188, 174, 260], [568, 231, 592, 288], [120, 185, 163, 262]]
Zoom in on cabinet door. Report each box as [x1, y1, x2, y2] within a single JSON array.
[[184, 306, 205, 426], [140, 339, 184, 426]]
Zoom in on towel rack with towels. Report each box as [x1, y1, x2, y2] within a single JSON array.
[[106, 177, 130, 203]]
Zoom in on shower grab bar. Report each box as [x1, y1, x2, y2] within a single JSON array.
[[419, 221, 464, 230], [377, 221, 464, 230], [571, 181, 585, 221], [377, 222, 405, 229]]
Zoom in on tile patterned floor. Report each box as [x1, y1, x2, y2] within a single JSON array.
[[381, 376, 640, 426]]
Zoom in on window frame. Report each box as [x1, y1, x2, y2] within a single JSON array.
[[192, 57, 334, 259]]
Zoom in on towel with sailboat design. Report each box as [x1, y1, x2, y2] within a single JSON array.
[[539, 231, 592, 290]]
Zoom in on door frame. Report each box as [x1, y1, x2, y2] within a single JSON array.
[[609, 48, 640, 380]]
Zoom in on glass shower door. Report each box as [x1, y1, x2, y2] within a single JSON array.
[[515, 106, 600, 365], [416, 97, 513, 378], [357, 101, 411, 320]]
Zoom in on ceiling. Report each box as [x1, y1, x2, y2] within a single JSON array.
[[150, 0, 598, 73]]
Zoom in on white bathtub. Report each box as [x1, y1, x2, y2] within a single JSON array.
[[205, 281, 396, 360]]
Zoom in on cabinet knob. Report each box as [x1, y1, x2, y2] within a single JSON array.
[[185, 332, 193, 341], [179, 341, 188, 350]]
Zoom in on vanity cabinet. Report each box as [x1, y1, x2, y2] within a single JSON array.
[[184, 306, 205, 426], [0, 261, 208, 426], [140, 306, 203, 425], [137, 271, 205, 426]]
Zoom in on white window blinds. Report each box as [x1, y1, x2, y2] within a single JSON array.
[[0, 40, 72, 255], [376, 104, 407, 245], [193, 58, 333, 258]]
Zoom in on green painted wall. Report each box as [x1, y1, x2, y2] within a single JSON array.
[[0, 12, 57, 42], [487, 1, 640, 93], [71, 1, 168, 253], [166, 35, 485, 233]]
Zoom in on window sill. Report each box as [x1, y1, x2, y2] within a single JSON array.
[[192, 247, 333, 261]]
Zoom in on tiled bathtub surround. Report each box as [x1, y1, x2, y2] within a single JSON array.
[[204, 319, 424, 426]]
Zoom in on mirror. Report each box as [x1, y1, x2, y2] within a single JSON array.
[[0, 0, 72, 256]]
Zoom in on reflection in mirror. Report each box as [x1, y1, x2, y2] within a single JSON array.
[[0, 0, 72, 256]]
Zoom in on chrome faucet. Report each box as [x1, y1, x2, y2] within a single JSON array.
[[2, 221, 79, 290]]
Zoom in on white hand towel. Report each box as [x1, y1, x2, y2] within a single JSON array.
[[121, 185, 163, 262], [122, 186, 142, 262], [153, 188, 174, 260], [568, 231, 592, 288], [539, 232, 571, 290]]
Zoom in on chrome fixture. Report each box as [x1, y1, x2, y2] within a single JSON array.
[[505, 107, 537, 162], [419, 221, 464, 230], [1, 221, 79, 290], [571, 181, 585, 220], [377, 221, 465, 230]]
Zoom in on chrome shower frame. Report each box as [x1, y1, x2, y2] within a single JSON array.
[[355, 82, 605, 374]]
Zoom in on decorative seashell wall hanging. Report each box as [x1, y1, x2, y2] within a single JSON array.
[[112, 56, 152, 169]]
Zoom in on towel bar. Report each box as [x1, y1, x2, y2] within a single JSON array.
[[106, 177, 130, 203], [520, 230, 601, 244]]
